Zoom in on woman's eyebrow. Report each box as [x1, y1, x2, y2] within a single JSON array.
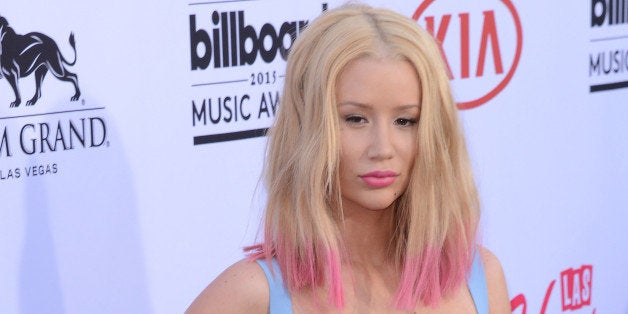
[[396, 104, 420, 110], [338, 101, 371, 108], [338, 102, 419, 110]]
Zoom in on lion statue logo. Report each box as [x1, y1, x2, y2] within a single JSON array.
[[0, 16, 81, 107]]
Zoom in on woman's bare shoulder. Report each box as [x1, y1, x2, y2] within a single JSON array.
[[186, 259, 269, 314], [478, 246, 511, 314]]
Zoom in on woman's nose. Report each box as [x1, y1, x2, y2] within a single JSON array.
[[367, 123, 394, 161]]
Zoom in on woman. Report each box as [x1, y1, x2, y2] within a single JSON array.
[[187, 4, 510, 313]]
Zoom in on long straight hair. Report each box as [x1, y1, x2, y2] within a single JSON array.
[[247, 4, 479, 310]]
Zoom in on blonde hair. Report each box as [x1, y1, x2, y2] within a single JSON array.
[[247, 4, 479, 310]]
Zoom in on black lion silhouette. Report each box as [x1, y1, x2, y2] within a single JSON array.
[[0, 16, 81, 107]]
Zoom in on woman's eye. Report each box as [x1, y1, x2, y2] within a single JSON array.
[[345, 115, 366, 124], [395, 118, 418, 126]]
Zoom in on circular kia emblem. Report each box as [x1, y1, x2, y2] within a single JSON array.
[[413, 0, 523, 109]]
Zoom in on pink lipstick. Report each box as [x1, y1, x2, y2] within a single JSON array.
[[360, 170, 398, 188]]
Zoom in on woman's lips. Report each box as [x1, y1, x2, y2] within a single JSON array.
[[359, 170, 398, 188]]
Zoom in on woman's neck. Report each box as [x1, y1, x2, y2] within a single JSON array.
[[340, 202, 396, 267]]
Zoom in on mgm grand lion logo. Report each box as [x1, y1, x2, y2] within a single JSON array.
[[0, 16, 80, 108]]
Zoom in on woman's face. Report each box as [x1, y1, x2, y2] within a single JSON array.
[[336, 56, 420, 213]]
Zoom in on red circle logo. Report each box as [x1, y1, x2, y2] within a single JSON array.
[[413, 0, 523, 110]]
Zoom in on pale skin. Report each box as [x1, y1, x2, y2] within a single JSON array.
[[187, 57, 511, 313]]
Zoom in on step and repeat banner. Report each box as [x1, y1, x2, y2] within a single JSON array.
[[1, 1, 626, 313]]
